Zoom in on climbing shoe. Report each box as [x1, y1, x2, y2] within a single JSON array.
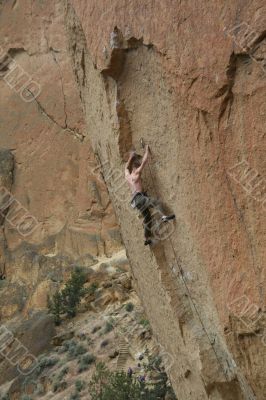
[[161, 214, 175, 222]]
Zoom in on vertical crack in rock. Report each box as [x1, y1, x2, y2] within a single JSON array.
[[50, 48, 68, 129], [218, 53, 237, 127]]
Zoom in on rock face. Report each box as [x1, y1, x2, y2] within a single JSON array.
[[0, 312, 55, 387], [0, 0, 122, 320], [64, 1, 266, 399], [0, 0, 265, 399]]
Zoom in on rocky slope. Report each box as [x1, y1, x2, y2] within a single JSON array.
[[1, 253, 176, 399], [0, 0, 265, 399]]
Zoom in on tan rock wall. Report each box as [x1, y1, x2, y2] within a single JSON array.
[[0, 0, 122, 319]]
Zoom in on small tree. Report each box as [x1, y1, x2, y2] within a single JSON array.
[[61, 268, 87, 318], [47, 268, 87, 324], [48, 290, 63, 325], [89, 363, 160, 400]]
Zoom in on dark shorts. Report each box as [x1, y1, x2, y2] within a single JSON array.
[[131, 192, 148, 209], [131, 192, 153, 238]]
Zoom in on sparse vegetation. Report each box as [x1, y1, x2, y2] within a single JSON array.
[[88, 362, 177, 400], [89, 363, 143, 399], [69, 392, 80, 400], [34, 383, 45, 396], [53, 380, 68, 393], [35, 356, 59, 376], [1, 395, 10, 400], [92, 325, 101, 334], [75, 380, 86, 392], [59, 339, 87, 360], [87, 282, 99, 295], [125, 302, 134, 312], [47, 268, 87, 325], [68, 343, 87, 359], [139, 318, 150, 328], [22, 355, 59, 395], [77, 353, 96, 373], [58, 366, 69, 380], [52, 366, 69, 392], [104, 321, 114, 334]]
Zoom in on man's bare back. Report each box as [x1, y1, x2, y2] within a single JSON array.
[[126, 171, 143, 193], [125, 146, 149, 194]]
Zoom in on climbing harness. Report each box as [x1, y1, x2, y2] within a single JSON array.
[[139, 138, 230, 382]]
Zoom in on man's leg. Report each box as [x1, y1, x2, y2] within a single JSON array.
[[142, 207, 153, 244], [135, 194, 153, 245], [147, 196, 175, 222]]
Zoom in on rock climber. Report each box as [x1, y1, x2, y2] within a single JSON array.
[[125, 145, 175, 246]]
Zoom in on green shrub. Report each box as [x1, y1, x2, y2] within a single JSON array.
[[88, 363, 149, 400], [34, 383, 45, 396], [146, 354, 162, 372], [87, 336, 93, 345], [88, 363, 176, 400], [58, 366, 69, 380], [75, 380, 85, 392], [125, 302, 134, 312], [104, 321, 114, 334], [47, 290, 62, 325], [77, 353, 96, 373], [69, 392, 80, 400], [92, 325, 101, 334], [57, 345, 67, 354], [61, 339, 87, 360], [53, 380, 67, 393], [62, 339, 76, 352], [34, 356, 59, 376], [68, 343, 87, 359], [1, 395, 10, 400], [52, 366, 69, 391], [47, 268, 87, 324], [139, 318, 150, 328], [87, 282, 98, 295]]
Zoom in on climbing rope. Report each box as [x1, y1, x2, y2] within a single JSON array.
[[140, 138, 230, 382]]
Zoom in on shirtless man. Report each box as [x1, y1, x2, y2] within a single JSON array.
[[125, 145, 175, 245]]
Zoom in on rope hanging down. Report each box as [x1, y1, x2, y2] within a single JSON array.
[[140, 138, 230, 382]]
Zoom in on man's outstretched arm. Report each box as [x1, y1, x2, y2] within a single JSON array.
[[125, 151, 135, 178], [136, 145, 150, 174]]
